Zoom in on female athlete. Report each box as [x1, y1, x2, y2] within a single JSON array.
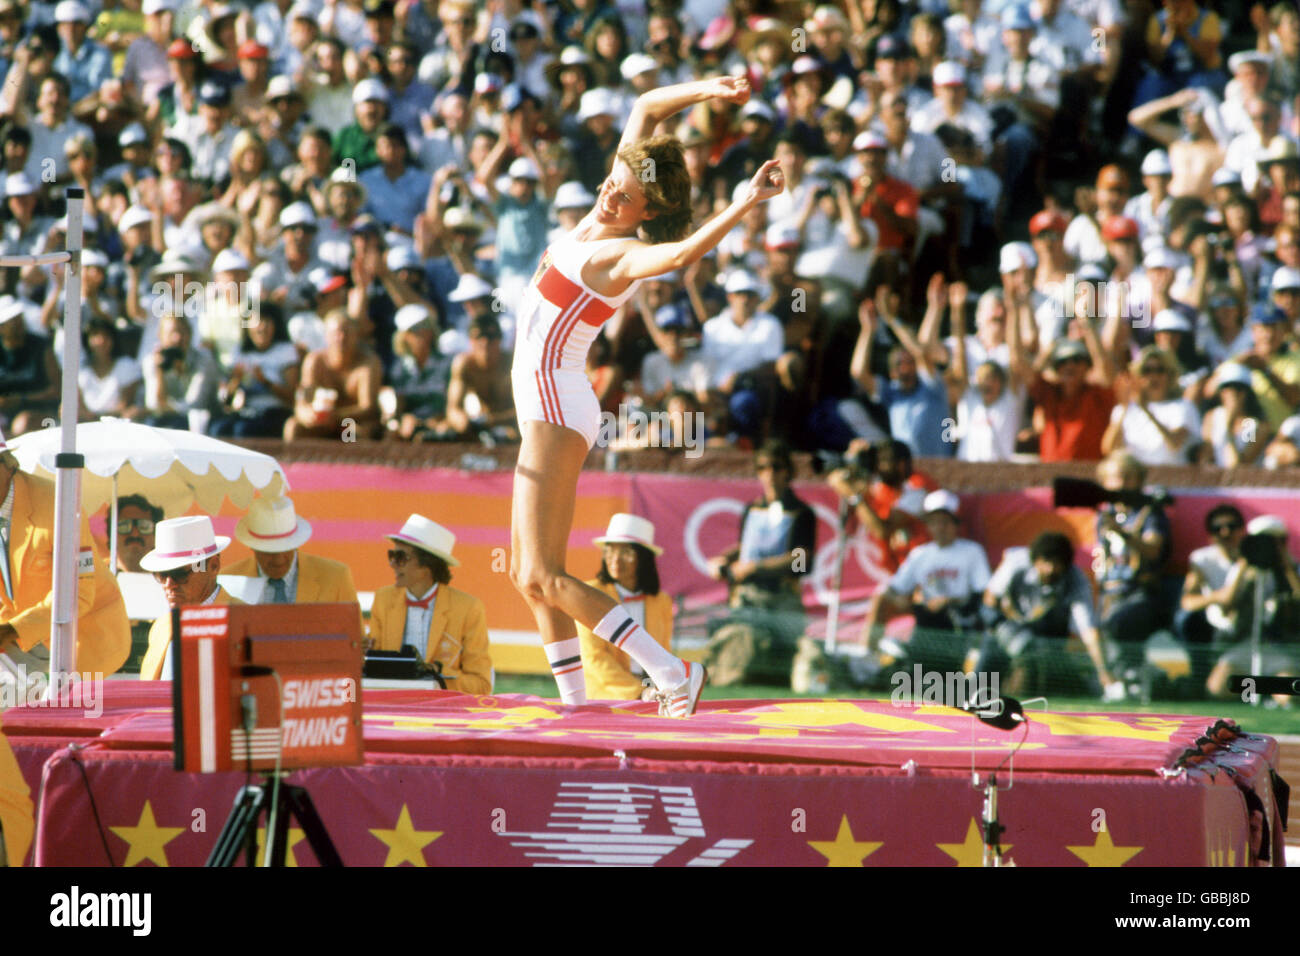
[[509, 75, 785, 717]]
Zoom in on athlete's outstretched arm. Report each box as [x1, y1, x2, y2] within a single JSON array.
[[608, 160, 785, 284], [619, 75, 751, 152]]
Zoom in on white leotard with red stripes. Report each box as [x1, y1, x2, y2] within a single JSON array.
[[511, 222, 640, 448]]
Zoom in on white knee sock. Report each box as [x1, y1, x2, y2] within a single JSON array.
[[544, 637, 587, 705], [593, 606, 684, 690]]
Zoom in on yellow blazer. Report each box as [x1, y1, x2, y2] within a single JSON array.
[[139, 588, 245, 681], [0, 715, 33, 866], [1, 472, 130, 676], [368, 583, 492, 696], [224, 551, 363, 633], [577, 580, 674, 701]]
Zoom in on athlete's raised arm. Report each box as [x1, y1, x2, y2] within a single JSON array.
[[619, 75, 752, 153], [603, 160, 785, 286]]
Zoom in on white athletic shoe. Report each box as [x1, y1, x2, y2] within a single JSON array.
[[658, 662, 707, 718]]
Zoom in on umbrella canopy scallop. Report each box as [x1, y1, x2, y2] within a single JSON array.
[[8, 419, 288, 517]]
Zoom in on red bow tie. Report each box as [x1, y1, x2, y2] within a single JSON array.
[[407, 593, 435, 609]]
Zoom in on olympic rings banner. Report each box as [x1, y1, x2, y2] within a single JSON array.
[[93, 464, 1300, 673]]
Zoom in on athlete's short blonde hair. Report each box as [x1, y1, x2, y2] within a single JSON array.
[[617, 135, 692, 244]]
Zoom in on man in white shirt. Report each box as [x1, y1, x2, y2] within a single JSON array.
[[1124, 149, 1174, 242], [862, 490, 991, 671], [639, 305, 711, 405], [701, 271, 784, 439], [910, 61, 995, 156]]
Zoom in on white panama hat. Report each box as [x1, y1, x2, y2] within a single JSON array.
[[139, 516, 231, 572], [234, 496, 313, 553], [387, 514, 459, 567], [593, 513, 663, 556]]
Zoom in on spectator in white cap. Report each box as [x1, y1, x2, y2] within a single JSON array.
[[52, 0, 112, 105], [576, 513, 674, 701], [102, 123, 155, 187], [122, 0, 180, 107], [635, 302, 711, 407], [1125, 149, 1174, 241], [1214, 303, 1300, 429], [570, 88, 622, 194], [359, 123, 431, 235], [1222, 95, 1281, 196], [224, 495, 360, 626], [1222, 52, 1275, 138], [1199, 362, 1271, 467], [1272, 264, 1300, 326], [251, 201, 325, 314], [939, 282, 1022, 463], [476, 138, 549, 289], [443, 270, 494, 340], [549, 180, 596, 242], [368, 513, 493, 695], [386, 302, 451, 441], [911, 60, 994, 156], [1150, 308, 1209, 397], [1264, 412, 1300, 469], [1102, 345, 1202, 467], [138, 515, 242, 680], [1, 174, 53, 275], [334, 74, 390, 173], [860, 488, 990, 673], [701, 269, 783, 437], [201, 245, 253, 364]]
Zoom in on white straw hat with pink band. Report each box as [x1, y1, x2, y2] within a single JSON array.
[[139, 516, 231, 572], [592, 513, 663, 556], [387, 514, 459, 567], [235, 496, 313, 553]]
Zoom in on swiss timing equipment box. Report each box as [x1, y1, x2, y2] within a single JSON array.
[[173, 603, 364, 773]]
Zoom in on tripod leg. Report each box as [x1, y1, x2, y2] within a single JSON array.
[[207, 786, 268, 867], [284, 785, 345, 867]]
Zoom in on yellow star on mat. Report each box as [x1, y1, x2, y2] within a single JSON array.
[[937, 819, 1009, 867], [1066, 829, 1143, 866], [254, 826, 307, 867], [808, 815, 882, 866], [1031, 713, 1184, 743], [728, 701, 954, 734], [110, 801, 185, 867], [369, 805, 442, 866]]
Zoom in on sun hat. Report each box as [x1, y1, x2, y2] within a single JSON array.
[[235, 496, 313, 553], [139, 516, 231, 572], [387, 514, 459, 566], [593, 513, 663, 556]]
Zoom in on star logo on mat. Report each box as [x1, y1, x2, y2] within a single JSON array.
[[808, 816, 882, 867], [724, 701, 954, 734], [937, 819, 1010, 867], [254, 826, 306, 866], [370, 805, 442, 866], [110, 801, 186, 867], [1066, 828, 1143, 867], [1030, 713, 1184, 742]]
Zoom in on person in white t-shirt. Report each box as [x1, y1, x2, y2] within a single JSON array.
[[861, 489, 991, 670], [79, 318, 143, 420], [700, 270, 783, 437], [1101, 346, 1201, 467]]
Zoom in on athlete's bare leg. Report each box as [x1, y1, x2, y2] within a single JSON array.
[[510, 420, 623, 639]]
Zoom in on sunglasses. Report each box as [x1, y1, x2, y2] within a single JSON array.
[[1140, 366, 1168, 375], [117, 518, 155, 534], [387, 549, 412, 565], [153, 565, 195, 582], [1212, 522, 1242, 535]]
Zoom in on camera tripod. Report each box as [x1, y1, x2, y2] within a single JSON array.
[[207, 773, 344, 867]]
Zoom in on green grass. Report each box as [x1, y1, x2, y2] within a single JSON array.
[[492, 674, 1300, 736]]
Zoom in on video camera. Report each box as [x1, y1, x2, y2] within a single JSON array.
[[1052, 477, 1174, 512]]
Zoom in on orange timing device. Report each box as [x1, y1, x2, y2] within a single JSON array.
[[173, 603, 364, 774]]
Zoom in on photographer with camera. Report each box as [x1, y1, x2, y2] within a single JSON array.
[[142, 312, 220, 431], [974, 530, 1119, 698], [827, 437, 936, 574], [1204, 515, 1300, 702], [1092, 452, 1174, 686]]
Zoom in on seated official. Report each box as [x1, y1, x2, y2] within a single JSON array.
[[223, 495, 362, 632], [368, 515, 492, 695], [862, 490, 990, 672], [139, 517, 244, 681], [0, 713, 33, 865], [577, 514, 674, 701], [115, 494, 163, 574], [0, 432, 129, 679]]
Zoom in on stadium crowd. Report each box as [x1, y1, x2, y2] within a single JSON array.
[[0, 0, 1298, 703]]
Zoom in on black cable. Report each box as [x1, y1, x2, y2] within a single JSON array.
[[67, 744, 115, 867]]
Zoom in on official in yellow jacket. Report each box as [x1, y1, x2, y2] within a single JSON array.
[[0, 453, 130, 677], [368, 514, 492, 696], [0, 715, 32, 866], [577, 514, 674, 701], [223, 494, 363, 632], [138, 516, 245, 681]]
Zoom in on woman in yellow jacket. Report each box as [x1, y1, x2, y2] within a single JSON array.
[[578, 514, 674, 701]]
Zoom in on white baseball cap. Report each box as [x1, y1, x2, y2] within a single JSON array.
[[394, 303, 434, 332], [998, 241, 1037, 273], [4, 173, 36, 197], [932, 61, 966, 87], [0, 294, 27, 323], [118, 205, 154, 232], [352, 77, 390, 105], [1140, 149, 1172, 177], [1272, 266, 1300, 292], [554, 181, 595, 210], [620, 53, 659, 81], [724, 270, 762, 295], [212, 248, 250, 273], [279, 201, 318, 230], [923, 489, 961, 517], [81, 248, 108, 268], [578, 88, 619, 122], [507, 157, 540, 181], [853, 130, 888, 152], [1152, 310, 1191, 334], [54, 0, 91, 22], [448, 272, 494, 303], [1143, 246, 1181, 271], [142, 0, 179, 14]]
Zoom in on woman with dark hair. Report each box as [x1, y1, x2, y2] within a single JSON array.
[[213, 304, 300, 438], [582, 11, 628, 88], [79, 317, 143, 421], [509, 76, 784, 717], [577, 514, 674, 701]]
